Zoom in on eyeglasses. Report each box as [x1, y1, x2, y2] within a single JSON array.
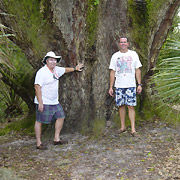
[[53, 74, 60, 80]]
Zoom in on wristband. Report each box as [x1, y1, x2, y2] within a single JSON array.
[[138, 84, 142, 87], [74, 67, 76, 71]]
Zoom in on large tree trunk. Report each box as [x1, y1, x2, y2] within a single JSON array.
[[0, 0, 179, 132]]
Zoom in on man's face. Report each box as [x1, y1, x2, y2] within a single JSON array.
[[46, 57, 57, 69], [119, 38, 129, 51]]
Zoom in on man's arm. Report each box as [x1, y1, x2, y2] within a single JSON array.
[[34, 84, 44, 112], [109, 70, 115, 96], [135, 68, 142, 94], [65, 63, 84, 73]]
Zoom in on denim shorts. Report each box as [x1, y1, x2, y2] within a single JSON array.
[[36, 103, 65, 124], [115, 87, 136, 106]]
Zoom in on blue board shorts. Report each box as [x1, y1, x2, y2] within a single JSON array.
[[36, 103, 65, 124], [115, 87, 136, 106]]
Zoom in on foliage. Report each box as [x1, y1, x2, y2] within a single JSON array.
[[93, 0, 99, 6], [150, 8, 180, 123], [0, 113, 35, 136], [0, 29, 35, 119], [0, 82, 26, 119], [146, 0, 170, 23], [4, 0, 44, 52], [167, 8, 180, 40], [0, 0, 179, 131], [0, 26, 15, 68], [151, 40, 180, 113], [3, 0, 52, 55]]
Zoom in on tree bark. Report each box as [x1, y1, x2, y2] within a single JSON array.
[[0, 0, 179, 131]]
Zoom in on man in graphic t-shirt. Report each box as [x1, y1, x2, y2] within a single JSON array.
[[109, 37, 142, 136], [34, 51, 84, 149]]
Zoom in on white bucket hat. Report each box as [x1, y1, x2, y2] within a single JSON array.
[[42, 51, 62, 64]]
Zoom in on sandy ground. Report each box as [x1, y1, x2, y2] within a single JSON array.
[[0, 120, 180, 180]]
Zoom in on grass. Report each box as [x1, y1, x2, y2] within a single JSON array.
[[0, 113, 35, 136]]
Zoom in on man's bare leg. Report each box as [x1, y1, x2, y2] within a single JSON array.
[[127, 106, 136, 133], [119, 105, 126, 130], [54, 118, 64, 142], [35, 121, 42, 146]]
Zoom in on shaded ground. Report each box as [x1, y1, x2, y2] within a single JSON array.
[[0, 120, 180, 180]]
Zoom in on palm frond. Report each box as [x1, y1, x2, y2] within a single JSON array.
[[151, 40, 180, 110]]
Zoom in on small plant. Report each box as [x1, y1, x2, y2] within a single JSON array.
[[0, 82, 25, 118], [94, 0, 99, 6]]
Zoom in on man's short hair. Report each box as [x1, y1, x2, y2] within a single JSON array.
[[119, 37, 129, 42]]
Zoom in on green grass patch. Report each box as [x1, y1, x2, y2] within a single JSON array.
[[0, 113, 35, 136]]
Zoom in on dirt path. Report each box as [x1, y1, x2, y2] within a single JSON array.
[[0, 120, 180, 180]]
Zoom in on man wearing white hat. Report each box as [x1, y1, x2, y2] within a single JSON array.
[[34, 51, 84, 149]]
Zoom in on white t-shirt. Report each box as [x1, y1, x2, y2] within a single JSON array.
[[109, 50, 142, 88], [34, 65, 65, 105]]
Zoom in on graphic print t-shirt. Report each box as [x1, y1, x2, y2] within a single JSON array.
[[109, 50, 142, 88]]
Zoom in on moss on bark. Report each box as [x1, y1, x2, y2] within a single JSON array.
[[86, 0, 99, 48], [3, 0, 50, 54]]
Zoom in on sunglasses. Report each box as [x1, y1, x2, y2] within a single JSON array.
[[53, 74, 60, 80]]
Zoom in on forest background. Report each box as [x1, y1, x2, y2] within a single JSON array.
[[0, 0, 180, 136]]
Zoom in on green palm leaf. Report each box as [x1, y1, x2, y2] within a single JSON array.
[[151, 39, 180, 111]]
